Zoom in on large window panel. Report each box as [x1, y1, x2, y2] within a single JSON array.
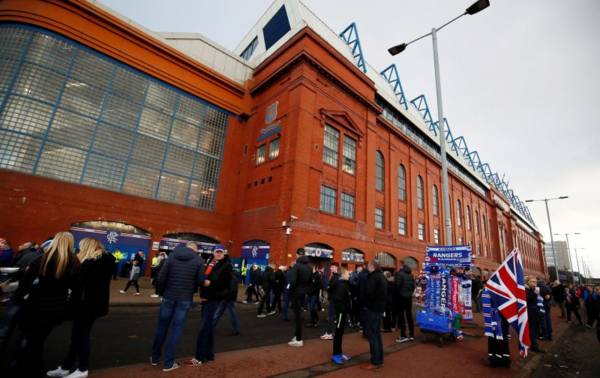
[[131, 135, 166, 169], [82, 153, 125, 190], [47, 109, 95, 150], [13, 63, 65, 104], [70, 50, 114, 91], [0, 28, 31, 62], [26, 33, 74, 73], [188, 180, 216, 209], [92, 123, 134, 160], [112, 67, 147, 104], [0, 130, 41, 173], [138, 107, 171, 141], [170, 119, 199, 150], [122, 164, 159, 198], [157, 173, 189, 204], [192, 154, 220, 183], [102, 93, 142, 129], [146, 82, 178, 115], [0, 95, 53, 136], [176, 95, 204, 124], [323, 125, 339, 167], [36, 143, 85, 182], [60, 79, 105, 118], [163, 145, 194, 177], [0, 58, 18, 93]]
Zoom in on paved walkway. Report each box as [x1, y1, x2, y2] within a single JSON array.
[[91, 310, 569, 378]]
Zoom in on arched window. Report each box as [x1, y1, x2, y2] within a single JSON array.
[[397, 164, 406, 201], [417, 175, 424, 209], [432, 184, 439, 216], [466, 205, 471, 230], [456, 199, 462, 226], [375, 151, 384, 192]]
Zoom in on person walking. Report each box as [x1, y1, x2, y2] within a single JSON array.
[[213, 271, 241, 335], [361, 260, 387, 371], [584, 285, 598, 328], [382, 271, 396, 333], [272, 265, 286, 315], [287, 249, 312, 347], [395, 261, 415, 343], [330, 268, 351, 365], [14, 232, 81, 377], [566, 285, 583, 325], [47, 238, 115, 378], [282, 263, 293, 321], [149, 245, 204, 371], [120, 259, 141, 295], [244, 264, 260, 303], [321, 264, 340, 340], [257, 265, 275, 317], [551, 280, 566, 318], [525, 276, 543, 353], [187, 245, 232, 366]]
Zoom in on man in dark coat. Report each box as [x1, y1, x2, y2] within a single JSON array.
[[287, 249, 312, 347], [257, 265, 275, 317], [525, 276, 543, 353], [395, 262, 416, 343], [187, 245, 232, 366], [361, 260, 387, 371], [151, 245, 204, 371], [551, 280, 566, 318]]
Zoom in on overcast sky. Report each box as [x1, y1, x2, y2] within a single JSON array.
[[98, 0, 600, 277]]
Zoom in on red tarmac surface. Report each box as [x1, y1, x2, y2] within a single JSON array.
[[92, 306, 568, 378]]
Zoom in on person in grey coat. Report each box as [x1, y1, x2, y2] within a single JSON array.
[[150, 246, 204, 372]]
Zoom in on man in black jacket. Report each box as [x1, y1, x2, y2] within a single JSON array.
[[551, 280, 566, 318], [287, 249, 312, 347], [187, 246, 232, 366], [362, 260, 387, 371], [257, 265, 275, 317], [395, 261, 415, 343], [151, 245, 204, 372]]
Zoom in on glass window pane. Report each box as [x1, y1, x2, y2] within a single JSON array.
[[0, 95, 53, 136], [13, 63, 65, 104], [70, 50, 114, 91], [82, 153, 125, 190], [0, 130, 41, 173], [188, 180, 216, 209], [157, 173, 189, 204], [176, 95, 203, 124], [323, 125, 339, 166], [36, 143, 85, 183], [192, 154, 220, 183], [0, 58, 18, 93], [102, 94, 142, 129], [163, 145, 194, 176], [92, 123, 134, 160], [256, 144, 266, 165], [375, 152, 384, 191], [112, 67, 147, 104], [131, 135, 166, 169], [269, 138, 280, 160], [123, 164, 159, 198], [60, 79, 105, 118], [0, 27, 31, 62], [320, 185, 336, 214], [47, 109, 95, 150], [342, 136, 356, 174], [138, 107, 171, 141], [26, 33, 74, 73], [170, 119, 199, 149], [398, 165, 406, 201]]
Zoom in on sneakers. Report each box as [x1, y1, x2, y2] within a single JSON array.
[[47, 366, 70, 378], [150, 294, 159, 298], [150, 357, 159, 366], [320, 333, 333, 340], [242, 300, 248, 304], [341, 354, 351, 361], [162, 362, 180, 372], [288, 339, 304, 347], [396, 337, 410, 343], [119, 290, 126, 294], [409, 337, 414, 341], [331, 354, 344, 365], [257, 314, 267, 318], [267, 310, 277, 316], [64, 370, 88, 378], [184, 358, 204, 367], [135, 292, 141, 296]]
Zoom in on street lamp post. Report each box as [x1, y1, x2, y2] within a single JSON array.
[[388, 0, 490, 245], [525, 196, 568, 281]]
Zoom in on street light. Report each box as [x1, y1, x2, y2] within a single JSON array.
[[388, 0, 490, 246], [525, 196, 568, 281]]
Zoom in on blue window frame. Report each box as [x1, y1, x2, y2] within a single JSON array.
[[0, 23, 229, 211]]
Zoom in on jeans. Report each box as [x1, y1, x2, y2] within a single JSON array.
[[151, 299, 192, 368], [258, 289, 272, 315], [123, 279, 139, 293], [272, 289, 283, 313], [333, 312, 347, 355], [62, 315, 97, 372], [308, 294, 319, 325], [397, 297, 414, 338], [195, 300, 221, 361], [365, 310, 383, 365], [325, 301, 335, 334], [282, 289, 290, 320], [292, 294, 305, 341], [213, 300, 240, 333]]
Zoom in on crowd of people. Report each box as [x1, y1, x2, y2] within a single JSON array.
[[1, 235, 599, 376]]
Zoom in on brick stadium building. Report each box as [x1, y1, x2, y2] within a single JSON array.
[[0, 0, 547, 277]]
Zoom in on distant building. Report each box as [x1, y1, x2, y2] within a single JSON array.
[[545, 241, 571, 271]]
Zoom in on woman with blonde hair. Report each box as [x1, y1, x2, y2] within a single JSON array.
[[15, 232, 81, 377], [47, 237, 115, 378]]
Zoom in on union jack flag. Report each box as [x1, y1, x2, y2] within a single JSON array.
[[485, 249, 531, 357]]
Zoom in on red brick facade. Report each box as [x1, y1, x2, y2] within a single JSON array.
[[0, 0, 546, 277]]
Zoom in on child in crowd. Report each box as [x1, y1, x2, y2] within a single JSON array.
[[330, 267, 352, 365], [120, 259, 141, 295]]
